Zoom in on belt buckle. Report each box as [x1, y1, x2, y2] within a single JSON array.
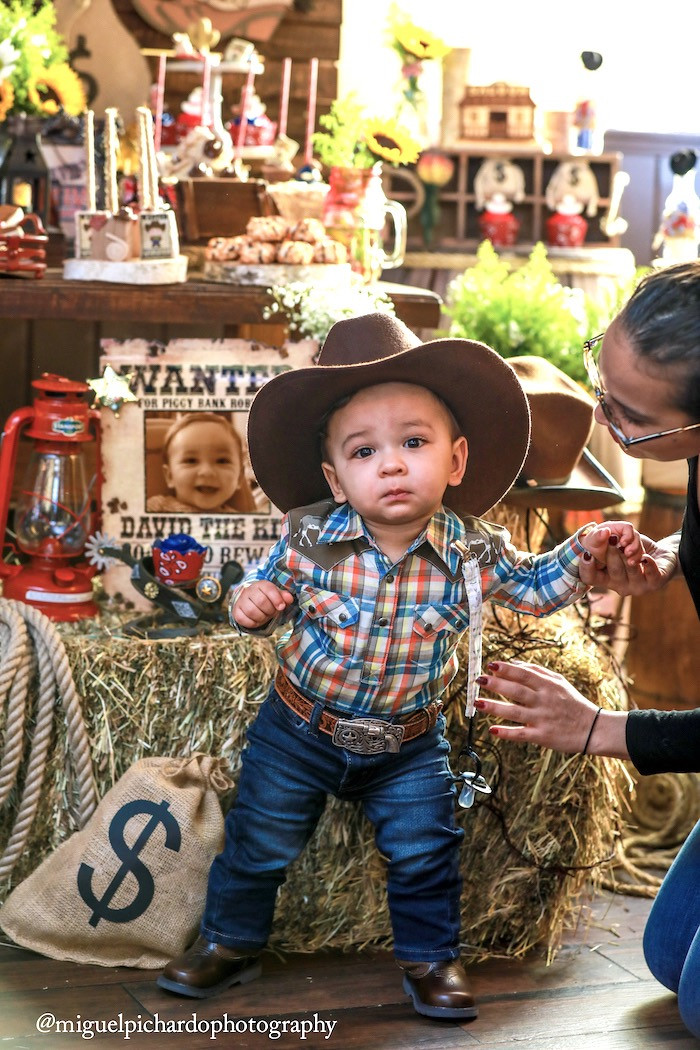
[[332, 717, 405, 754]]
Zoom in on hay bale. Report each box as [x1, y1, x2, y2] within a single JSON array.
[[0, 608, 629, 962], [275, 613, 630, 961]]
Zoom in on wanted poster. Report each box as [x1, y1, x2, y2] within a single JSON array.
[[98, 337, 319, 602]]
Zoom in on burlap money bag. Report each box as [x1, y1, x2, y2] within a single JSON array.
[[0, 752, 232, 968]]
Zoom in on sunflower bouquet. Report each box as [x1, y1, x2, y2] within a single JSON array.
[[312, 94, 421, 170], [388, 6, 450, 113], [0, 0, 85, 123]]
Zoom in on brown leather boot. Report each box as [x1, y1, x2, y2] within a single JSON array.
[[157, 936, 262, 999], [399, 959, 478, 1019]]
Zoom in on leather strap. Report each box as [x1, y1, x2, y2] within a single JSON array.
[[274, 669, 440, 743]]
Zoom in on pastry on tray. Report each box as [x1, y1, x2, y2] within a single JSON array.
[[276, 239, 315, 264], [238, 240, 278, 264], [289, 217, 326, 244], [245, 215, 290, 243], [313, 239, 348, 263]]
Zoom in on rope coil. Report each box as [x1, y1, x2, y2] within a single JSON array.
[[0, 599, 97, 880]]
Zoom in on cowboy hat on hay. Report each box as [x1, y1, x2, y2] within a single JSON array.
[[247, 312, 531, 518], [505, 356, 625, 511]]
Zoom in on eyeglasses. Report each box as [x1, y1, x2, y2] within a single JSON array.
[[583, 333, 700, 448]]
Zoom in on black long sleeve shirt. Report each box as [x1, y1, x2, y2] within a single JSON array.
[[626, 460, 699, 774], [679, 455, 700, 619]]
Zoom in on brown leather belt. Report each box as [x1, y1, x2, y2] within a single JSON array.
[[274, 669, 441, 755]]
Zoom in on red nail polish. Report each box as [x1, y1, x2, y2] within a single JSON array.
[[583, 551, 592, 561], [474, 698, 485, 709], [487, 661, 499, 671], [476, 675, 488, 686], [609, 535, 618, 545]]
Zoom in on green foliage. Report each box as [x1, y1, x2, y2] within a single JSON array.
[[0, 0, 68, 117], [263, 281, 395, 343], [311, 95, 375, 169], [442, 241, 647, 387]]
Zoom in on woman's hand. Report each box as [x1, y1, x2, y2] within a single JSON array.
[[475, 660, 630, 758], [579, 531, 679, 596]]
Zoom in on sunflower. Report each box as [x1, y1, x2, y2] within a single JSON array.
[[0, 80, 14, 122], [363, 118, 422, 167], [363, 118, 421, 167], [393, 20, 450, 61], [26, 63, 85, 117]]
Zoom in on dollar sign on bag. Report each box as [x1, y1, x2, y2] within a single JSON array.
[[77, 798, 181, 927]]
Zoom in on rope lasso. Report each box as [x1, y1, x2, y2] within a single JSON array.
[[0, 599, 97, 880]]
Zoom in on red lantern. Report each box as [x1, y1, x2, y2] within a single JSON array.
[[0, 375, 101, 620]]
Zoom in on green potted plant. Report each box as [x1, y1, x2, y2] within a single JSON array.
[[442, 240, 646, 387]]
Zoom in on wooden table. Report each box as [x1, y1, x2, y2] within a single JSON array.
[[0, 271, 442, 426], [0, 270, 441, 328]]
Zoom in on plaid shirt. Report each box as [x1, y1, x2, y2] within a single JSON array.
[[231, 500, 590, 718]]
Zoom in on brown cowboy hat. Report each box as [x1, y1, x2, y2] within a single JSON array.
[[247, 312, 531, 516], [505, 356, 625, 510]]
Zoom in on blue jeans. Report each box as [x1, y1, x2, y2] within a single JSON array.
[[643, 817, 700, 1038], [201, 683, 463, 961]]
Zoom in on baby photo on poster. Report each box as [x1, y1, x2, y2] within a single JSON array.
[[144, 410, 267, 515]]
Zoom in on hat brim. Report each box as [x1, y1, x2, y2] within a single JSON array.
[[505, 447, 626, 511], [247, 337, 531, 516]]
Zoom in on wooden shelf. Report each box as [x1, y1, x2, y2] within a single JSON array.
[[140, 50, 266, 76], [382, 147, 623, 252]]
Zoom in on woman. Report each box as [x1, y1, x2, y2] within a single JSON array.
[[476, 260, 700, 1038]]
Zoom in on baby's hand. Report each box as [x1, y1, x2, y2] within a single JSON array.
[[580, 530, 679, 596], [232, 580, 294, 629], [581, 521, 643, 568]]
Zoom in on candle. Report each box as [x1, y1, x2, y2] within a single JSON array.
[[153, 52, 166, 153], [303, 57, 318, 166], [104, 107, 119, 215], [234, 64, 256, 159], [136, 106, 158, 212], [144, 107, 160, 210], [85, 109, 96, 212], [201, 53, 212, 128], [278, 57, 291, 138], [136, 108, 150, 212]]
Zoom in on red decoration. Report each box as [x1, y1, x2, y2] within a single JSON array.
[[278, 56, 291, 138], [0, 210, 47, 278], [303, 58, 319, 166], [546, 211, 588, 248], [479, 209, 519, 247], [234, 64, 257, 159], [152, 545, 207, 586]]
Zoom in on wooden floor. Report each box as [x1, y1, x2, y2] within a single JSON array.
[[0, 888, 696, 1049]]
